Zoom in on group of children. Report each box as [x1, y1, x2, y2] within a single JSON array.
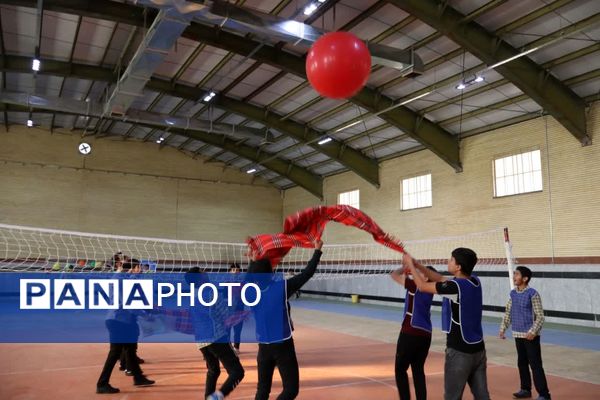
[[394, 249, 551, 400], [95, 244, 551, 400]]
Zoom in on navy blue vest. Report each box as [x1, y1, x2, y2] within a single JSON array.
[[442, 276, 484, 344], [403, 286, 433, 332], [510, 287, 537, 333], [253, 278, 292, 344]]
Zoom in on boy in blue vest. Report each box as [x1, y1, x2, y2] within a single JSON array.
[[390, 265, 436, 400], [185, 267, 245, 400], [247, 239, 323, 400], [499, 266, 550, 400], [403, 248, 490, 400]]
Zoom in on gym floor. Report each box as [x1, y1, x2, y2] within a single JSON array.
[[1, 298, 598, 399]]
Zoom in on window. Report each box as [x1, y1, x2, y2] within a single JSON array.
[[494, 149, 543, 197], [401, 173, 432, 210], [338, 189, 360, 209]]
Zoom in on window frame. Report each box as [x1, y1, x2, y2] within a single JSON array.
[[492, 148, 543, 198], [337, 188, 360, 210], [400, 172, 433, 211]]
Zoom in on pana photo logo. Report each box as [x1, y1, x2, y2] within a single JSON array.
[[19, 279, 261, 310]]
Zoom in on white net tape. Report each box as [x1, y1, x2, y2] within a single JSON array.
[[0, 224, 510, 278]]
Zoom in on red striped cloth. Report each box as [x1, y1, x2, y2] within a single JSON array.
[[246, 205, 404, 267]]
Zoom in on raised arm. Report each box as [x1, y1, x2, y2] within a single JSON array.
[[390, 268, 407, 287], [413, 259, 447, 283], [286, 240, 323, 297], [403, 253, 438, 294]]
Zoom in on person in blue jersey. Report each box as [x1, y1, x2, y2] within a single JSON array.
[[403, 248, 490, 400], [499, 266, 550, 400], [119, 259, 146, 375], [390, 264, 436, 400], [96, 261, 155, 394], [185, 267, 245, 400], [247, 239, 323, 400]]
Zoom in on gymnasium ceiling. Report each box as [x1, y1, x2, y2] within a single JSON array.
[[0, 0, 598, 199]]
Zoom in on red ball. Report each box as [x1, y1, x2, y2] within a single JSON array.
[[306, 32, 371, 99]]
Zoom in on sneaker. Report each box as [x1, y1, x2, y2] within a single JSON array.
[[136, 357, 145, 364], [96, 384, 120, 394], [206, 391, 224, 400], [133, 376, 155, 386], [513, 390, 532, 398], [118, 365, 126, 371], [535, 396, 551, 400], [125, 370, 133, 376]]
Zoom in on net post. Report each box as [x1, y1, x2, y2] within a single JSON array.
[[503, 227, 516, 290]]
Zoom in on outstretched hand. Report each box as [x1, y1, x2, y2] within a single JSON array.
[[402, 252, 415, 271], [314, 239, 323, 250]]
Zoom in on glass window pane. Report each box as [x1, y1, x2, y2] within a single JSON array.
[[504, 156, 514, 176], [495, 158, 504, 178], [523, 172, 533, 191], [496, 176, 505, 197], [494, 150, 543, 197], [521, 152, 532, 173]]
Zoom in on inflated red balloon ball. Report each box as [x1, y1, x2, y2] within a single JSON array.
[[306, 32, 371, 99]]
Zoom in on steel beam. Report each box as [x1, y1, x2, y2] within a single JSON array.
[[389, 0, 590, 145]]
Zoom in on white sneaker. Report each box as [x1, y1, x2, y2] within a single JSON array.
[[206, 390, 224, 400]]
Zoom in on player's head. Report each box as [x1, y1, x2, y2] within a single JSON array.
[[184, 266, 209, 285], [514, 265, 532, 286], [111, 252, 123, 271], [229, 263, 241, 274], [247, 259, 272, 274], [449, 248, 478, 276], [129, 258, 142, 274]]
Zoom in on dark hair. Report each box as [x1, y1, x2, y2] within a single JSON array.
[[426, 265, 437, 273], [247, 259, 272, 274], [121, 262, 132, 271], [108, 252, 123, 267], [451, 247, 478, 275], [516, 265, 532, 283], [185, 266, 208, 285]]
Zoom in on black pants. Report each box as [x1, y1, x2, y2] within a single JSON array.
[[256, 338, 299, 400], [395, 332, 431, 400], [515, 337, 550, 397], [97, 320, 143, 387], [119, 342, 138, 370], [200, 342, 245, 397], [232, 322, 243, 350]]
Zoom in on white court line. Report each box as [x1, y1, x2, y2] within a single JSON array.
[[323, 367, 398, 390], [0, 363, 103, 376], [232, 377, 397, 399]]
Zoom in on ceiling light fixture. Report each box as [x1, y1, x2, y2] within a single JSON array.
[[318, 137, 332, 145], [32, 58, 41, 72], [246, 168, 257, 174], [203, 91, 217, 102], [456, 75, 485, 90], [303, 3, 318, 16]]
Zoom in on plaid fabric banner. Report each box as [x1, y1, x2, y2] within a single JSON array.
[[246, 205, 404, 267]]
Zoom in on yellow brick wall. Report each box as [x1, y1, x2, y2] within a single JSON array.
[[283, 102, 600, 258], [0, 127, 282, 242]]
